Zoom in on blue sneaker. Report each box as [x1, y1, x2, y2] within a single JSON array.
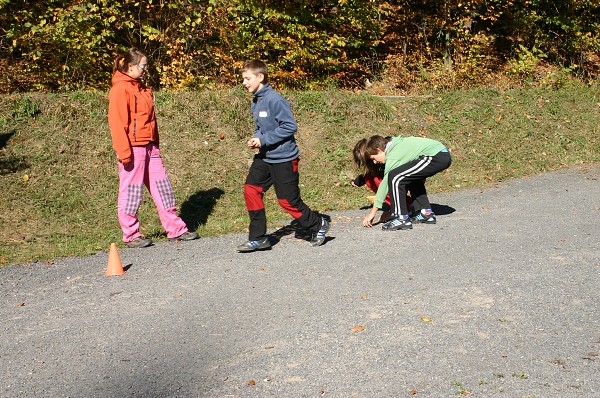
[[237, 237, 271, 252], [411, 211, 437, 224], [310, 217, 329, 247], [381, 216, 413, 231]]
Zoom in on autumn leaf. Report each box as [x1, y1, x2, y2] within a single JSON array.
[[219, 134, 225, 139], [409, 389, 418, 395], [420, 316, 432, 322], [360, 294, 368, 299], [16, 303, 25, 307], [247, 379, 256, 386], [351, 325, 365, 332], [23, 174, 29, 182]]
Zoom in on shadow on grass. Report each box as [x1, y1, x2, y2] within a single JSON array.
[[0, 131, 13, 149], [179, 188, 225, 231], [0, 130, 29, 175]]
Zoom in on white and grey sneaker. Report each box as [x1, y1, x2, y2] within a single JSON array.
[[310, 217, 329, 247], [237, 237, 271, 253]]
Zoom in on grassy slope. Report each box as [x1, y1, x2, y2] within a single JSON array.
[[1, 84, 599, 265]]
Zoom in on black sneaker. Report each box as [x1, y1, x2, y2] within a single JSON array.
[[169, 231, 199, 242], [411, 212, 437, 224], [126, 237, 153, 248], [310, 217, 329, 247], [237, 237, 271, 253], [381, 217, 413, 231]]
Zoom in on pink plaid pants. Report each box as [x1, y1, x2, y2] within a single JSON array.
[[117, 143, 188, 242]]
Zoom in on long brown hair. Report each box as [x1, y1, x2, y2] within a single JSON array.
[[112, 48, 146, 73], [353, 137, 380, 175]]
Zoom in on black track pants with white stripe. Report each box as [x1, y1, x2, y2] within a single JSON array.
[[386, 151, 452, 216]]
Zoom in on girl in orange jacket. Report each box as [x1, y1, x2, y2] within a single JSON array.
[[108, 48, 197, 247]]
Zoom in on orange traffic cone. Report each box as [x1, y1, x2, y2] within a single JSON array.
[[105, 243, 125, 276]]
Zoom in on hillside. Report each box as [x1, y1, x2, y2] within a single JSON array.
[[1, 84, 599, 265]]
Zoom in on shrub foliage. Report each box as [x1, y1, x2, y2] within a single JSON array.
[[0, 0, 599, 92]]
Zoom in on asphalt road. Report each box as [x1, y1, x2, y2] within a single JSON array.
[[1, 164, 599, 398]]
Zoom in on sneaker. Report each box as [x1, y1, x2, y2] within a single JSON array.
[[310, 217, 329, 247], [169, 231, 199, 242], [381, 216, 413, 231], [237, 237, 271, 253], [411, 211, 437, 224], [126, 237, 153, 248]]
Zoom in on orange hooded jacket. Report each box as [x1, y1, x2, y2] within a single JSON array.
[[108, 71, 159, 164]]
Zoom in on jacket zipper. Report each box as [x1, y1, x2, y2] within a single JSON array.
[[133, 96, 138, 141]]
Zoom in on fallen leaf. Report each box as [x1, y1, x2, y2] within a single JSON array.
[[351, 325, 365, 332], [360, 294, 368, 299], [258, 267, 266, 271], [247, 379, 256, 386], [420, 316, 433, 322], [23, 174, 29, 182], [219, 134, 225, 139], [409, 389, 418, 395], [16, 303, 25, 307]]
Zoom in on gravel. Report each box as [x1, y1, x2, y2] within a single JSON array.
[[1, 164, 599, 397]]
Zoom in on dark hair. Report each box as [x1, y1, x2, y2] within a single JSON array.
[[364, 135, 390, 156], [243, 60, 269, 83], [113, 48, 147, 73]]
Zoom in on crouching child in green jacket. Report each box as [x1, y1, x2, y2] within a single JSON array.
[[358, 135, 452, 230]]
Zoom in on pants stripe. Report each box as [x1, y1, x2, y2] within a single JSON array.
[[390, 156, 432, 213]]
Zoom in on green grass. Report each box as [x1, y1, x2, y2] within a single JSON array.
[[1, 83, 599, 265]]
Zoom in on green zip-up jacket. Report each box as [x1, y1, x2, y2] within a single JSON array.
[[374, 136, 446, 209]]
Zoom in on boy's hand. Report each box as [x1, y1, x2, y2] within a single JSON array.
[[363, 207, 378, 228], [247, 137, 261, 149]]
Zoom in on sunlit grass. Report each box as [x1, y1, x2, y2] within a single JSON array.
[[1, 83, 598, 265]]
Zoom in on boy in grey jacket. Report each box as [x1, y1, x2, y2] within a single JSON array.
[[237, 60, 329, 252]]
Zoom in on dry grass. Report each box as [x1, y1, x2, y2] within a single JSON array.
[[1, 82, 599, 265]]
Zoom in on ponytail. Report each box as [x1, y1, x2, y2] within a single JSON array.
[[112, 48, 146, 74], [112, 56, 127, 73]]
